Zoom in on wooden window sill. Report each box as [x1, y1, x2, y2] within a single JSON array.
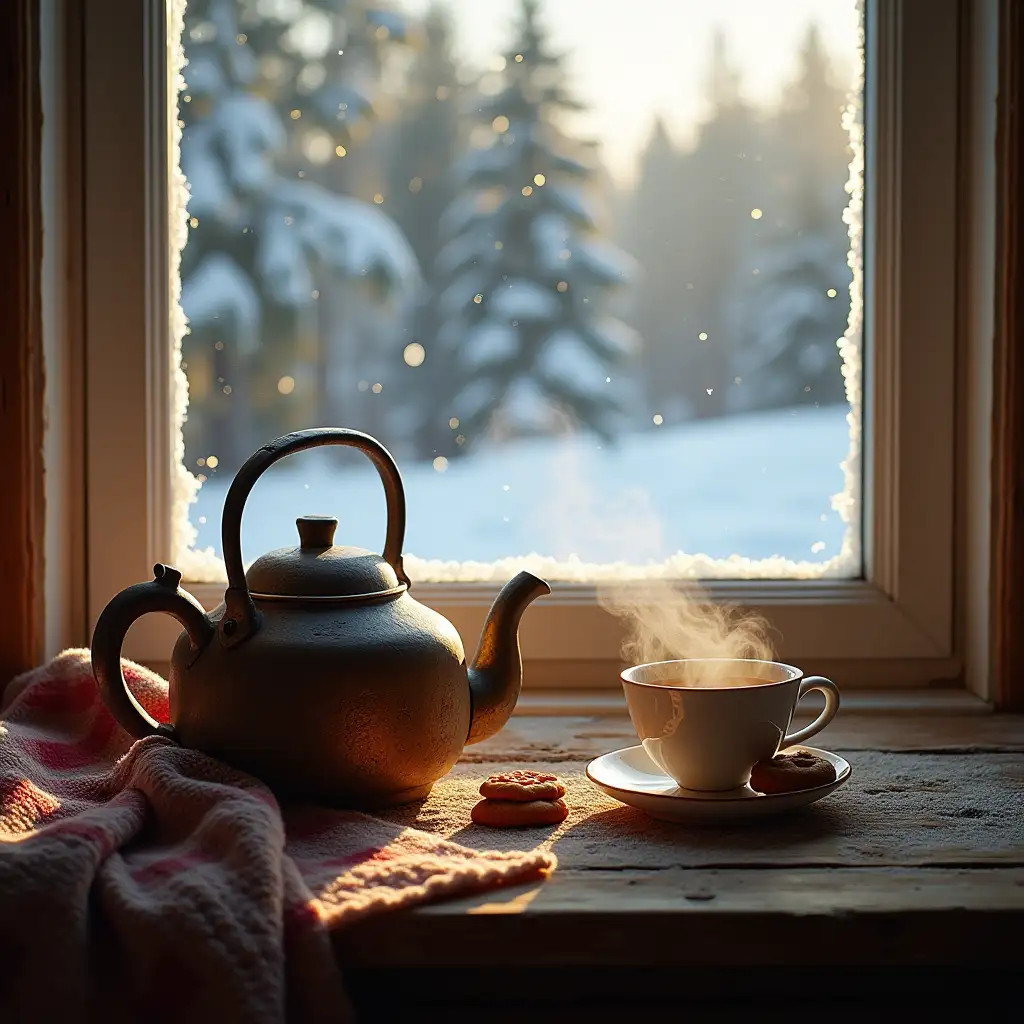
[[336, 710, 1024, 982]]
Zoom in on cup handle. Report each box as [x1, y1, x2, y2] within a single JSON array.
[[781, 676, 840, 748]]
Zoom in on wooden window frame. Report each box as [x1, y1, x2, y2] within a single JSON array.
[[0, 0, 44, 684], [991, 0, 1024, 711], [5, 0, 1012, 705]]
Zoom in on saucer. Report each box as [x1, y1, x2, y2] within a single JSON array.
[[586, 745, 851, 822]]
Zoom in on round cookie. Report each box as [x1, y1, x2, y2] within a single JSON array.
[[479, 769, 566, 802], [471, 797, 568, 828], [749, 750, 837, 794]]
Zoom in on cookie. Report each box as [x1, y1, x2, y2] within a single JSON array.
[[471, 797, 569, 828], [479, 769, 566, 802], [749, 750, 837, 794]]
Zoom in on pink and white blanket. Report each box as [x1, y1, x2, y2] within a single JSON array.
[[0, 650, 554, 1022]]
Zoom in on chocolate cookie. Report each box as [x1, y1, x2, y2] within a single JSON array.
[[749, 750, 837, 794], [471, 797, 569, 828], [479, 769, 566, 802]]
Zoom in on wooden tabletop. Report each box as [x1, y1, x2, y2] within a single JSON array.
[[337, 712, 1024, 977]]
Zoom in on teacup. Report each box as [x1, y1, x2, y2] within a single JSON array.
[[620, 659, 840, 792]]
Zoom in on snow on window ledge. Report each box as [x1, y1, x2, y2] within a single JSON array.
[[400, 546, 859, 584]]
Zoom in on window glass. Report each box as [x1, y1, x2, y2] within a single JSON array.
[[175, 0, 864, 579]]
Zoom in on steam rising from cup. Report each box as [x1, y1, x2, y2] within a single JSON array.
[[598, 579, 777, 688]]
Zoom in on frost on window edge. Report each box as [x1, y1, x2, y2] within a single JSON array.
[[170, 0, 222, 582], [170, 0, 865, 586]]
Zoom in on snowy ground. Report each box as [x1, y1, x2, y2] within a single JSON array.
[[186, 403, 855, 577]]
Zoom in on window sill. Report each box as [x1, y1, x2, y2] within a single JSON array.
[[336, 709, 1024, 984], [513, 686, 993, 717]]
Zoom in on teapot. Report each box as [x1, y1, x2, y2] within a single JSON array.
[[91, 428, 549, 807]]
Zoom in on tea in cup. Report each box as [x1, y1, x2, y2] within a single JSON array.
[[620, 658, 840, 792]]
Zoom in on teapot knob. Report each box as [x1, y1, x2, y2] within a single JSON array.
[[297, 515, 338, 549]]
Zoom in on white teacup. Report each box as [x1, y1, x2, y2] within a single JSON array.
[[620, 659, 840, 792]]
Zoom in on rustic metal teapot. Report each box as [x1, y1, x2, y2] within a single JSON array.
[[91, 428, 549, 807]]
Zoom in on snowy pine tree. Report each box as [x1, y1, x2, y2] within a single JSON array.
[[431, 0, 635, 455], [382, 5, 461, 281], [620, 32, 764, 426], [623, 118, 695, 424], [726, 25, 852, 412], [727, 230, 850, 411], [679, 31, 762, 420], [232, 0, 405, 180], [179, 0, 417, 468], [377, 5, 464, 454]]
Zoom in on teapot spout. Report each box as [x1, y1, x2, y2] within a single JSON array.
[[467, 571, 550, 744]]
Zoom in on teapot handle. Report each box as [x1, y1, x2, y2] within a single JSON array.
[[91, 564, 214, 740], [219, 428, 409, 646]]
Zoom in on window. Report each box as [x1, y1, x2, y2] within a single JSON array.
[[176, 0, 862, 581], [81, 0, 962, 689]]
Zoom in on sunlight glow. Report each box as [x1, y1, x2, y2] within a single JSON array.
[[467, 886, 543, 914], [400, 0, 861, 182]]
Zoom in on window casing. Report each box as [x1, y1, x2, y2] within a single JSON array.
[[76, 0, 971, 690]]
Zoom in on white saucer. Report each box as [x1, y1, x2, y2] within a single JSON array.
[[586, 745, 851, 822]]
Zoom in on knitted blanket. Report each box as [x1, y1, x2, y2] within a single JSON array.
[[0, 650, 555, 1023]]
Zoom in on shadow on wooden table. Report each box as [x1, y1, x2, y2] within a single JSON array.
[[345, 966, 1018, 1022]]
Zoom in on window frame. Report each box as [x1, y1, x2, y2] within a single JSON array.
[[79, 0, 973, 691]]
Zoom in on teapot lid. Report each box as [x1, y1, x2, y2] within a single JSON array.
[[244, 516, 405, 601]]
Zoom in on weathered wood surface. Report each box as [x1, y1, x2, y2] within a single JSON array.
[[464, 713, 1024, 762], [376, 751, 1023, 868], [340, 716, 1024, 968], [336, 867, 1024, 967]]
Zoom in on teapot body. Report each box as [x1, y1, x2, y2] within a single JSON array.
[[170, 592, 470, 807], [91, 428, 549, 810]]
